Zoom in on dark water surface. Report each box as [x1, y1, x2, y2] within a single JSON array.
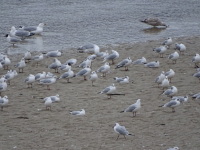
[[0, 0, 199, 54]]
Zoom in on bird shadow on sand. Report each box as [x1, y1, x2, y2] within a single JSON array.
[[141, 27, 166, 34]]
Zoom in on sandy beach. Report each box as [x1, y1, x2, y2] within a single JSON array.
[[1, 36, 200, 150]]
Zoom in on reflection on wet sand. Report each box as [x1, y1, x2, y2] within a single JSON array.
[[141, 27, 166, 34]]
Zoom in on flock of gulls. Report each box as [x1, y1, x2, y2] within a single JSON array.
[[1, 19, 200, 149]]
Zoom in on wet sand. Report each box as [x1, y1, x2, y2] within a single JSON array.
[[1, 36, 200, 150]]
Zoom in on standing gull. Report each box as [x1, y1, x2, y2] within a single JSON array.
[[46, 50, 62, 57], [115, 57, 132, 71], [1, 55, 11, 70], [153, 45, 168, 58], [59, 68, 74, 83], [0, 96, 9, 111], [44, 97, 52, 110], [162, 86, 178, 98], [103, 50, 119, 64], [89, 71, 98, 86], [70, 109, 85, 116], [165, 69, 175, 83], [97, 62, 110, 77], [10, 26, 34, 39], [175, 43, 186, 55], [114, 123, 134, 140], [168, 51, 179, 64], [19, 23, 45, 35], [5, 70, 18, 85], [24, 51, 32, 63], [0, 79, 7, 96], [120, 99, 141, 117], [99, 83, 116, 99], [39, 76, 57, 90], [24, 74, 35, 88], [48, 58, 62, 73], [75, 66, 91, 80], [162, 37, 173, 48], [15, 58, 26, 73], [32, 53, 44, 66], [192, 53, 200, 67], [162, 99, 180, 112], [155, 71, 165, 87], [5, 34, 21, 46]]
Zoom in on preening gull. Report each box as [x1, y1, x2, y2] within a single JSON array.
[[10, 26, 34, 39], [99, 83, 116, 99], [39, 76, 57, 90], [160, 76, 170, 90], [153, 45, 168, 58], [64, 58, 77, 66], [48, 58, 62, 73], [77, 44, 100, 54], [15, 58, 26, 73], [5, 34, 21, 46], [96, 62, 110, 77], [0, 79, 7, 96], [46, 50, 62, 57], [114, 76, 129, 84], [132, 57, 147, 65], [89, 71, 98, 86], [59, 68, 74, 83], [75, 66, 91, 80], [19, 23, 45, 35], [162, 37, 173, 47], [140, 18, 168, 27], [162, 99, 180, 112], [103, 50, 119, 64], [162, 86, 178, 98], [165, 69, 175, 83], [0, 95, 9, 111], [115, 57, 132, 71], [70, 109, 85, 115], [58, 64, 71, 72], [24, 74, 35, 88], [175, 43, 186, 55], [120, 99, 141, 117], [114, 123, 134, 140], [168, 51, 179, 64], [144, 61, 160, 68]]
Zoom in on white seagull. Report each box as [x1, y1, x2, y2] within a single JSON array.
[[44, 97, 52, 110], [165, 69, 175, 83], [168, 51, 179, 64], [192, 53, 200, 67], [114, 76, 130, 84], [24, 74, 35, 88], [0, 79, 7, 96], [24, 51, 32, 63], [103, 50, 119, 64], [35, 72, 46, 81], [10, 26, 34, 39], [162, 86, 178, 98], [5, 34, 21, 46], [155, 71, 165, 87], [153, 45, 168, 58], [70, 109, 85, 116], [162, 99, 180, 112], [77, 44, 100, 54], [99, 83, 116, 99], [144, 61, 160, 68], [43, 94, 60, 103], [115, 57, 132, 71], [39, 76, 57, 90], [174, 43, 186, 55], [132, 57, 147, 65], [15, 58, 26, 73], [48, 58, 62, 73], [172, 95, 188, 103], [19, 23, 45, 35], [96, 62, 110, 77], [162, 37, 173, 47], [64, 58, 77, 66], [32, 53, 44, 66], [140, 18, 168, 27], [0, 95, 9, 111], [4, 70, 18, 85], [89, 71, 98, 86], [114, 123, 134, 140]]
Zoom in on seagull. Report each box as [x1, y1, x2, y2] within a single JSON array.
[[0, 79, 7, 96], [75, 66, 91, 80], [64, 58, 77, 66], [103, 50, 119, 64], [19, 23, 45, 35], [132, 57, 147, 65], [172, 95, 188, 103], [174, 43, 186, 55], [44, 97, 52, 110], [99, 83, 116, 99], [114, 76, 129, 84], [59, 68, 74, 83], [46, 50, 62, 57], [165, 69, 175, 83], [115, 57, 132, 71], [78, 58, 92, 68], [89, 71, 98, 86], [153, 45, 168, 58], [77, 44, 100, 54], [24, 51, 32, 63], [162, 86, 178, 98], [140, 18, 168, 27], [14, 58, 26, 73], [48, 58, 62, 73], [155, 71, 165, 87], [87, 54, 97, 61], [1, 55, 11, 70], [191, 92, 200, 99], [58, 64, 71, 72], [5, 34, 21, 46], [168, 51, 179, 64], [31, 54, 44, 66], [96, 50, 109, 60], [96, 62, 110, 77], [4, 70, 18, 85], [70, 109, 85, 115], [192, 53, 200, 67], [193, 71, 200, 82], [144, 61, 160, 68], [162, 99, 180, 112], [167, 147, 179, 150], [10, 26, 34, 39], [24, 74, 35, 88], [35, 72, 46, 81], [39, 76, 57, 90], [120, 99, 141, 117], [162, 37, 173, 47], [0, 95, 9, 111], [43, 94, 60, 102], [114, 123, 134, 140]]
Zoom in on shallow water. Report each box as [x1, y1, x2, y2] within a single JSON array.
[[0, 0, 199, 54]]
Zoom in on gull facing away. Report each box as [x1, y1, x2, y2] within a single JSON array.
[[48, 58, 62, 73], [115, 57, 132, 71], [1, 55, 11, 70], [89, 71, 98, 86], [103, 50, 119, 64], [120, 99, 141, 117], [19, 23, 45, 35], [174, 43, 186, 55], [31, 53, 44, 66], [132, 57, 147, 65], [74, 66, 91, 80], [39, 76, 57, 90], [70, 109, 85, 115], [162, 86, 178, 98], [160, 76, 170, 90], [0, 95, 9, 111], [165, 69, 175, 83], [46, 50, 62, 57], [10, 26, 34, 39], [162, 37, 173, 47], [77, 44, 100, 54], [140, 18, 168, 27], [78, 58, 92, 68], [161, 99, 180, 112], [14, 58, 26, 73], [44, 97, 52, 110], [144, 61, 160, 68], [114, 123, 134, 140], [153, 45, 168, 58], [99, 83, 116, 99], [59, 68, 74, 83], [192, 53, 200, 67], [5, 34, 21, 46], [24, 51, 32, 63], [96, 62, 110, 77], [168, 51, 179, 64], [155, 71, 165, 87], [24, 74, 35, 88], [114, 76, 129, 84]]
